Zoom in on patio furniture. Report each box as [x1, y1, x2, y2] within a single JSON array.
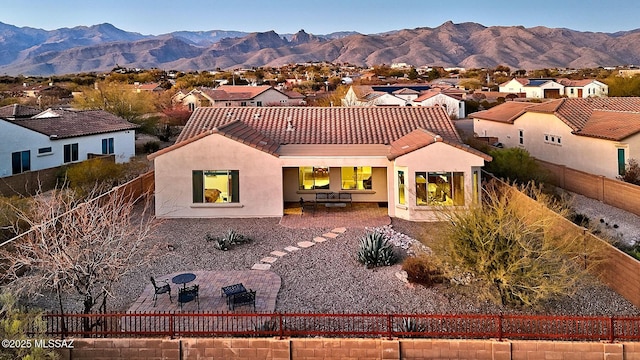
[[172, 273, 196, 290], [150, 276, 172, 307], [230, 289, 256, 311], [221, 283, 247, 305], [315, 192, 352, 209], [178, 284, 199, 310]]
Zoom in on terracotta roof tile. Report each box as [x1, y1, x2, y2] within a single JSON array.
[[176, 106, 461, 146], [213, 120, 280, 156], [470, 101, 534, 123], [11, 108, 138, 138], [577, 110, 640, 140], [388, 128, 491, 161]]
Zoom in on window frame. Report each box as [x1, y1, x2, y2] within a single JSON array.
[[11, 150, 30, 175], [415, 171, 465, 206], [63, 143, 79, 163], [340, 166, 372, 190], [298, 167, 331, 190], [102, 138, 114, 155], [192, 170, 240, 204]]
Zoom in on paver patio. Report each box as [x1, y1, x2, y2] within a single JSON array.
[[280, 202, 390, 228], [129, 270, 281, 313]]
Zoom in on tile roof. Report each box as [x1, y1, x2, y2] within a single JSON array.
[[475, 97, 640, 141], [577, 110, 640, 141], [10, 108, 139, 139], [175, 106, 462, 146], [470, 101, 534, 123], [197, 85, 288, 102], [388, 128, 491, 161], [0, 104, 41, 119], [213, 120, 280, 156]]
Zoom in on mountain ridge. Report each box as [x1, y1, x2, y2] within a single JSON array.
[[1, 21, 639, 75]]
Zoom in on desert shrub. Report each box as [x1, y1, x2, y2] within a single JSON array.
[[64, 157, 124, 195], [357, 232, 397, 268], [402, 255, 445, 286], [618, 158, 640, 185], [398, 317, 426, 337], [206, 229, 251, 251], [143, 141, 160, 153], [444, 181, 597, 308], [0, 196, 33, 240], [485, 147, 547, 184]]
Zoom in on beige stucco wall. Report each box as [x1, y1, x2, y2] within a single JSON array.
[[474, 113, 640, 179], [391, 142, 486, 221], [154, 136, 488, 220], [153, 134, 283, 218]]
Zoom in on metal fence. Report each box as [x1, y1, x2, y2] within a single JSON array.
[[35, 312, 640, 342]]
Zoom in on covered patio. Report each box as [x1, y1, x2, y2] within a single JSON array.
[[280, 202, 390, 229]]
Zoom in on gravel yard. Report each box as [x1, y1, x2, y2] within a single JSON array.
[[35, 215, 639, 317]]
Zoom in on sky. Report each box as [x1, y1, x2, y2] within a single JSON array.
[[1, 0, 639, 35]]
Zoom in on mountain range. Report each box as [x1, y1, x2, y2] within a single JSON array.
[[2, 21, 640, 76]]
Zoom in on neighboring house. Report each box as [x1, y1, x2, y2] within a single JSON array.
[[471, 98, 640, 179], [174, 85, 304, 111], [412, 90, 465, 119], [342, 85, 431, 107], [133, 82, 164, 93], [148, 107, 491, 221], [556, 78, 609, 98], [499, 78, 609, 99], [0, 106, 138, 177]]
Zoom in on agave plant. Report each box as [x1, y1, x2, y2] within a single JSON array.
[[207, 229, 251, 251], [357, 231, 397, 268], [399, 317, 426, 337]]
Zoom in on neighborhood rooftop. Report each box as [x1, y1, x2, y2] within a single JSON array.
[[6, 108, 139, 139]]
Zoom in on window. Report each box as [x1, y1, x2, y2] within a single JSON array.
[[188, 103, 195, 111], [192, 170, 239, 203], [102, 138, 114, 154], [298, 167, 330, 190], [397, 171, 405, 205], [416, 172, 464, 206], [544, 134, 562, 145], [240, 101, 247, 106], [518, 129, 524, 145], [63, 143, 78, 163], [256, 101, 263, 107], [11, 150, 30, 175], [341, 166, 372, 190], [38, 147, 52, 155]]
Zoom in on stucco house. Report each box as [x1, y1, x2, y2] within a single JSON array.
[[0, 105, 138, 177], [412, 90, 465, 119], [342, 85, 433, 107], [471, 98, 640, 179], [499, 78, 609, 99], [556, 78, 609, 98], [149, 107, 491, 221], [174, 85, 304, 111]]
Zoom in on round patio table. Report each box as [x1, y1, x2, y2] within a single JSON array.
[[171, 273, 196, 289]]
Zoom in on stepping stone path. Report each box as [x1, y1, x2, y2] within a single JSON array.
[[251, 228, 348, 270]]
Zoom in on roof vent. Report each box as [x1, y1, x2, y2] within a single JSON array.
[[286, 117, 295, 132], [434, 135, 443, 142], [254, 113, 261, 119], [226, 111, 233, 118]]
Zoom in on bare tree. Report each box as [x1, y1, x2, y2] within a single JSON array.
[[0, 187, 158, 330]]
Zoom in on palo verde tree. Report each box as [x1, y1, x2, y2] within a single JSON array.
[[442, 181, 600, 308], [0, 187, 158, 329]]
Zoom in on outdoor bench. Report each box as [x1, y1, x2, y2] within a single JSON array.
[[315, 192, 352, 207]]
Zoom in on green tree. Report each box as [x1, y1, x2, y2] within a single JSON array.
[[443, 182, 596, 308], [71, 82, 155, 123]]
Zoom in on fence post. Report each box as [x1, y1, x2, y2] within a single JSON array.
[[498, 314, 503, 342], [278, 313, 284, 340], [610, 316, 615, 343], [169, 312, 174, 339], [387, 314, 393, 340]]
